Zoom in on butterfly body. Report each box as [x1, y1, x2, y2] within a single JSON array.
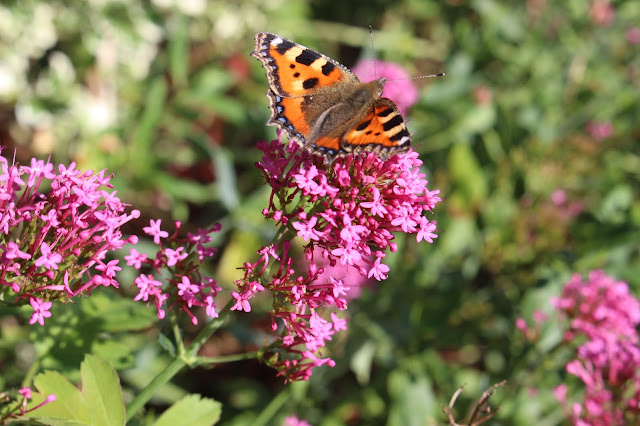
[[252, 32, 411, 159]]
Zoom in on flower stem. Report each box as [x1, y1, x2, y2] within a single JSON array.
[[126, 298, 234, 420], [126, 356, 186, 421]]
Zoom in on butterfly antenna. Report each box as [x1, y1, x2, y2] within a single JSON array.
[[387, 73, 445, 84], [369, 26, 378, 79]]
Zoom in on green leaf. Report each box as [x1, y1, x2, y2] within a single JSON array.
[[80, 292, 159, 333], [29, 355, 125, 426], [168, 14, 189, 87], [153, 394, 221, 426], [131, 77, 169, 175], [448, 143, 488, 207], [387, 370, 436, 426], [350, 340, 376, 385], [157, 332, 176, 356]]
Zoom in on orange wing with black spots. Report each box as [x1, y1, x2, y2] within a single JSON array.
[[252, 32, 412, 160], [252, 32, 357, 98], [342, 98, 411, 154]]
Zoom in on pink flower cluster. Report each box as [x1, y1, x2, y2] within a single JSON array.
[[234, 138, 441, 380], [126, 219, 222, 325], [553, 270, 640, 424], [0, 153, 139, 325]]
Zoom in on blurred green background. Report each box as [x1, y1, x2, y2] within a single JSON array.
[[1, 0, 639, 424]]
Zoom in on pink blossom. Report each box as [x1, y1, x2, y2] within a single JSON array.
[[361, 187, 389, 217], [134, 274, 163, 302], [283, 415, 312, 426], [4, 242, 31, 260], [177, 276, 200, 308], [95, 259, 121, 278], [34, 243, 63, 270], [551, 189, 567, 206], [165, 247, 188, 266], [515, 318, 528, 333], [125, 248, 148, 269], [585, 120, 613, 141], [532, 309, 549, 323], [554, 384, 568, 404], [416, 217, 438, 243], [18, 387, 31, 399], [143, 219, 169, 244], [29, 297, 52, 326], [231, 291, 252, 312], [627, 27, 640, 44], [367, 256, 390, 281], [589, 0, 615, 26], [351, 59, 419, 112], [292, 215, 321, 241]]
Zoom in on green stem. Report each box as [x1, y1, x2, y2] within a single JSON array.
[[170, 312, 185, 355], [126, 299, 234, 420], [184, 299, 233, 358], [22, 358, 41, 388], [252, 386, 291, 426], [194, 351, 261, 366], [126, 356, 186, 421]]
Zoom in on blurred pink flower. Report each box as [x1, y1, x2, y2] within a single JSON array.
[[627, 27, 640, 44], [551, 189, 567, 206], [351, 59, 419, 112], [589, 1, 615, 26], [585, 120, 613, 141], [283, 415, 311, 426], [532, 309, 549, 323], [473, 85, 493, 105], [554, 384, 568, 404]]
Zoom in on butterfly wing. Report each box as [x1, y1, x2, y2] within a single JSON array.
[[252, 32, 357, 97], [252, 33, 359, 147], [340, 98, 411, 159]]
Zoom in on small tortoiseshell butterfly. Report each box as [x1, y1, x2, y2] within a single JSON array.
[[252, 32, 412, 160]]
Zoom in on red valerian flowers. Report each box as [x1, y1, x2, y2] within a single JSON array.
[[234, 137, 441, 380], [552, 270, 640, 424], [126, 220, 222, 325], [0, 152, 139, 324]]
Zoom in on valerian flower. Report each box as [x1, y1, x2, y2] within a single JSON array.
[[235, 138, 441, 380], [126, 220, 221, 325], [552, 270, 640, 424], [0, 152, 139, 324]]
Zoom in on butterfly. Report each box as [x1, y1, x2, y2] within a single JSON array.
[[251, 32, 412, 160]]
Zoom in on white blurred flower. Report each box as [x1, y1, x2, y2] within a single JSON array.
[[29, 4, 58, 56], [177, 0, 206, 16], [49, 52, 76, 84], [16, 101, 53, 129]]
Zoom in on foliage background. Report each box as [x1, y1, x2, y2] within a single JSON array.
[[1, 0, 639, 424]]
